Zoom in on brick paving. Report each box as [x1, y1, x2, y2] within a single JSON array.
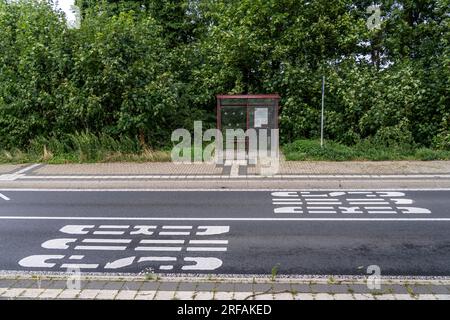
[[0, 275, 449, 300], [2, 161, 450, 180]]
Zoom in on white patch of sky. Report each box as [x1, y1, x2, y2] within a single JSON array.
[[53, 0, 76, 24]]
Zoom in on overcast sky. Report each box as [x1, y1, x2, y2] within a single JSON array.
[[55, 0, 76, 25]]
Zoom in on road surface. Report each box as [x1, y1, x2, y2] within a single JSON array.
[[0, 189, 449, 276]]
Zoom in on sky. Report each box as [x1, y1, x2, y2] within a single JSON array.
[[54, 0, 77, 25]]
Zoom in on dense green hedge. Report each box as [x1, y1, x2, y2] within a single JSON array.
[[0, 0, 449, 151]]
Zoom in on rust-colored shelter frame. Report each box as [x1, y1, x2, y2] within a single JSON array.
[[216, 94, 281, 132]]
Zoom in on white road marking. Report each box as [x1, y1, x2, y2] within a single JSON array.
[[14, 164, 41, 175], [82, 239, 131, 244], [186, 247, 227, 252], [159, 231, 191, 236], [105, 257, 135, 269], [348, 202, 389, 205], [138, 257, 177, 262], [189, 240, 229, 245], [309, 211, 337, 214], [99, 225, 129, 229], [159, 265, 173, 270], [130, 226, 156, 235], [368, 211, 397, 214], [162, 226, 192, 229], [42, 239, 76, 250], [0, 193, 10, 201], [1, 216, 449, 221], [135, 247, 182, 251], [273, 202, 303, 205], [274, 207, 303, 214], [1, 188, 450, 192], [75, 245, 127, 251], [182, 257, 223, 271], [140, 240, 185, 244], [61, 263, 99, 269], [399, 207, 432, 214], [93, 231, 125, 235], [347, 198, 386, 201], [60, 225, 93, 235], [196, 226, 230, 236], [19, 255, 65, 268]]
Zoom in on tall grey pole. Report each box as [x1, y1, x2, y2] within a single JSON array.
[[321, 76, 325, 148]]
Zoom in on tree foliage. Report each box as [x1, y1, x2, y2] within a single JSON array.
[[0, 0, 448, 150]]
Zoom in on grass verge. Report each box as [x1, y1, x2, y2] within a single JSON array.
[[282, 139, 450, 161]]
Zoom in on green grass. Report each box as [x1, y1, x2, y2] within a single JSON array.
[[0, 133, 171, 164], [283, 139, 450, 161], [2, 135, 450, 164]]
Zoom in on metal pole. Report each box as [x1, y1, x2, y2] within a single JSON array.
[[321, 76, 325, 148]]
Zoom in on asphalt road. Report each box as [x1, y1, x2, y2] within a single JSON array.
[[0, 189, 450, 276]]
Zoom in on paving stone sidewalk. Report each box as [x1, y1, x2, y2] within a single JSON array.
[[1, 275, 449, 300], [2, 161, 450, 178]]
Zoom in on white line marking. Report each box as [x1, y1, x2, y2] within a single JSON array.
[[162, 226, 192, 229], [186, 247, 227, 252], [196, 226, 230, 236], [368, 211, 397, 214], [0, 216, 448, 222], [140, 240, 185, 244], [61, 263, 99, 269], [159, 232, 191, 236], [75, 245, 127, 251], [138, 257, 177, 262], [273, 202, 303, 205], [1, 188, 450, 192], [349, 202, 389, 205], [182, 257, 223, 271], [347, 199, 386, 201], [307, 207, 334, 209], [82, 239, 131, 244], [189, 240, 229, 245], [60, 225, 93, 235], [305, 202, 342, 205], [0, 193, 10, 201], [16, 174, 450, 179], [308, 211, 337, 214], [14, 164, 41, 175], [99, 225, 129, 229], [159, 265, 173, 270], [135, 247, 182, 251], [93, 231, 125, 235]]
